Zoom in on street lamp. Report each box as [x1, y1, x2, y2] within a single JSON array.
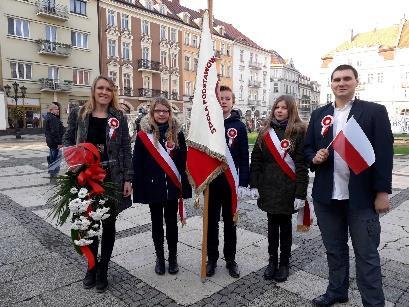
[[4, 81, 27, 139]]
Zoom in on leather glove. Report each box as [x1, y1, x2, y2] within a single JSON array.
[[294, 198, 305, 210], [250, 188, 259, 199], [237, 186, 248, 199]]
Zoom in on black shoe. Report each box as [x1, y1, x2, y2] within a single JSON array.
[[274, 265, 289, 282], [206, 261, 217, 277], [82, 268, 96, 289], [263, 261, 277, 280], [168, 256, 179, 275], [312, 294, 349, 307], [155, 257, 166, 275], [95, 266, 108, 293], [226, 261, 240, 278]]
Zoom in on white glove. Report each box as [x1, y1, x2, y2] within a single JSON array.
[[250, 188, 259, 199], [237, 186, 248, 199], [294, 198, 305, 210]]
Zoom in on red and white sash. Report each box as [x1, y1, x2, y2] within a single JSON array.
[[263, 128, 296, 181], [223, 145, 239, 221], [137, 131, 186, 224]]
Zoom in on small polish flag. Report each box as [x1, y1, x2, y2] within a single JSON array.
[[332, 116, 375, 175]]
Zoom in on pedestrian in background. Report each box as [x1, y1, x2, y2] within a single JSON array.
[[249, 95, 308, 282], [63, 76, 133, 293], [44, 102, 64, 179], [206, 85, 249, 279], [304, 64, 393, 307], [132, 97, 191, 275]]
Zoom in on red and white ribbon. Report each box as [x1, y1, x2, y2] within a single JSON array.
[[137, 131, 186, 224], [263, 128, 296, 181], [108, 118, 120, 139], [321, 115, 333, 137], [223, 145, 239, 220]]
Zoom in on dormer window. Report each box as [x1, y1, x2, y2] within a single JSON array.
[[159, 4, 166, 15], [145, 0, 152, 10], [183, 13, 190, 23]]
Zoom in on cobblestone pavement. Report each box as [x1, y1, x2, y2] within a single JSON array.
[[0, 135, 408, 306]]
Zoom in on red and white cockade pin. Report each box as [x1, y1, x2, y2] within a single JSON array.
[[280, 139, 291, 159], [165, 140, 175, 155], [108, 118, 120, 139], [227, 128, 237, 147], [321, 115, 334, 137]]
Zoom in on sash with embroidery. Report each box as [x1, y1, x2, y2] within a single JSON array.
[[137, 131, 186, 224], [263, 128, 296, 181]]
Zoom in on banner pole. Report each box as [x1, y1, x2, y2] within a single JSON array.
[[200, 185, 210, 282]]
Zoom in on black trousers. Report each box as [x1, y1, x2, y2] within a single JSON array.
[[267, 213, 292, 266], [149, 200, 178, 259], [207, 180, 237, 263], [88, 213, 117, 270]]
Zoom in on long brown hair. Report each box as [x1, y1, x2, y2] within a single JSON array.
[[258, 95, 306, 146], [80, 76, 121, 119], [148, 97, 179, 147]]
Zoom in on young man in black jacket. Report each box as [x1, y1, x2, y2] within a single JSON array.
[[44, 103, 64, 178], [206, 85, 249, 278]]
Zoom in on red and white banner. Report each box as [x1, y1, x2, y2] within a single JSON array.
[[263, 128, 296, 181], [224, 147, 239, 219], [332, 116, 375, 175], [137, 131, 186, 224], [296, 200, 313, 232], [186, 10, 226, 192]]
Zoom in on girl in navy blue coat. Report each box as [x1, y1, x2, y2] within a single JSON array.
[[133, 97, 191, 275]]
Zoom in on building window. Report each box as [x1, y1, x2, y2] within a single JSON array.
[[70, 0, 87, 16], [170, 28, 177, 42], [221, 64, 225, 77], [142, 20, 149, 35], [171, 53, 177, 67], [48, 66, 59, 80], [160, 25, 167, 40], [185, 81, 192, 95], [73, 69, 90, 85], [263, 90, 266, 102], [226, 45, 230, 56], [221, 43, 225, 55], [7, 18, 30, 38], [226, 65, 231, 78], [377, 72, 383, 83], [368, 73, 374, 84], [71, 31, 88, 48], [326, 93, 331, 103], [10, 62, 32, 80], [240, 50, 244, 62], [108, 39, 116, 57], [160, 50, 167, 66], [240, 73, 243, 81], [122, 42, 130, 60], [142, 47, 149, 60], [145, 0, 152, 10], [123, 73, 131, 88], [184, 32, 190, 46], [193, 58, 198, 72], [239, 85, 243, 99], [109, 71, 117, 84], [184, 56, 190, 71], [107, 10, 116, 26], [192, 35, 198, 48], [159, 4, 166, 15], [121, 14, 129, 30], [143, 75, 151, 88]]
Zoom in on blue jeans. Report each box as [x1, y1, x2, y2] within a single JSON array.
[[314, 200, 385, 307], [48, 147, 60, 176]]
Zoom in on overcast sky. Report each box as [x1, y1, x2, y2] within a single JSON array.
[[180, 0, 409, 80]]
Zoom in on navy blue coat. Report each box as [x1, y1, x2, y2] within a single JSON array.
[[132, 119, 192, 204], [304, 99, 393, 208]]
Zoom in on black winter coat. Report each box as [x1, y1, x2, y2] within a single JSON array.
[[249, 122, 308, 215], [44, 112, 64, 149], [132, 118, 192, 204]]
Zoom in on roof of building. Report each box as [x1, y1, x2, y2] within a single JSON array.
[[323, 19, 409, 58]]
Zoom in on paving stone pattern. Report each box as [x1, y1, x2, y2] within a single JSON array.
[[0, 136, 408, 306]]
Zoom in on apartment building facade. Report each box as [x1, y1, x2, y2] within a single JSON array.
[[320, 18, 409, 133], [0, 0, 100, 130]]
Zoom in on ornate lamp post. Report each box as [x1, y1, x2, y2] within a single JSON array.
[[4, 81, 27, 139]]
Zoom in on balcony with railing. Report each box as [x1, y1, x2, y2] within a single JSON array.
[[39, 79, 72, 92], [138, 88, 168, 99], [123, 87, 132, 96], [36, 0, 69, 21], [137, 59, 161, 73], [248, 61, 262, 70], [248, 80, 262, 88], [170, 91, 179, 100], [36, 40, 71, 57], [248, 99, 260, 106]]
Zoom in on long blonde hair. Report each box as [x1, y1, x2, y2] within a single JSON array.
[[80, 76, 121, 119], [149, 97, 179, 147], [258, 95, 306, 146]]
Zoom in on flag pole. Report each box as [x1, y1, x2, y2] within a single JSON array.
[[200, 186, 210, 282]]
